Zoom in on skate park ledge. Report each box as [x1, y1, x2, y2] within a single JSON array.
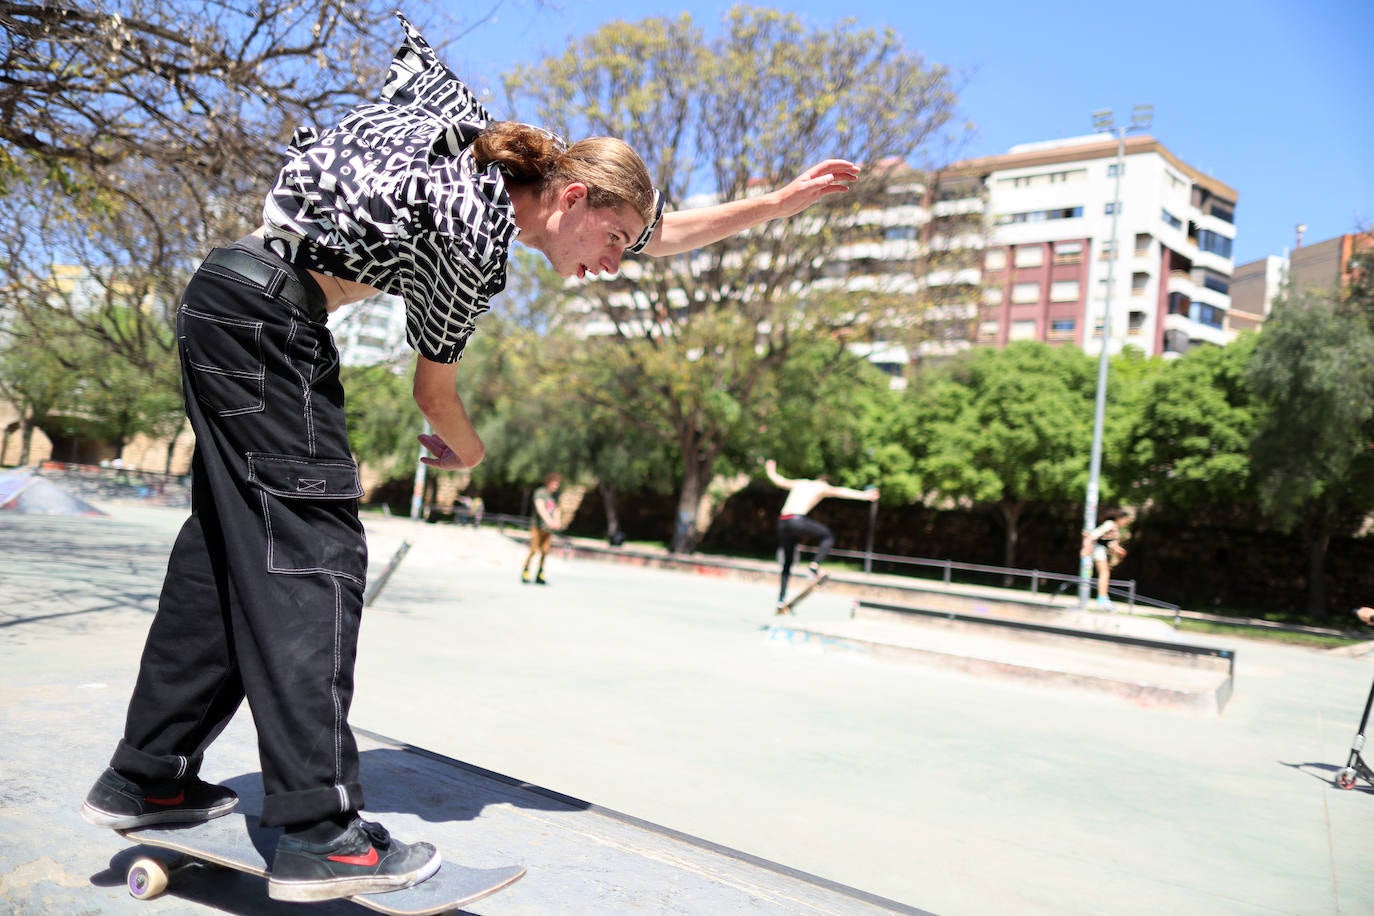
[[528, 534, 1237, 715]]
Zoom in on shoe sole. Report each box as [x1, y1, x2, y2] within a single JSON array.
[[81, 797, 239, 829], [268, 850, 442, 902]]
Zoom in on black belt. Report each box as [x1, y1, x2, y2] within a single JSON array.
[[201, 247, 311, 313]]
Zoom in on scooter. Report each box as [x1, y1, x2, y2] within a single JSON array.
[[1335, 609, 1374, 790]]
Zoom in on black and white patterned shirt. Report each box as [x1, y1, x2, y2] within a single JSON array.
[[263, 14, 661, 363]]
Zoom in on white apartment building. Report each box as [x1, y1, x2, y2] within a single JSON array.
[[952, 134, 1238, 358], [330, 291, 410, 367]]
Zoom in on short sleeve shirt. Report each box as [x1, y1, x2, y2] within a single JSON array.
[[262, 14, 662, 363]]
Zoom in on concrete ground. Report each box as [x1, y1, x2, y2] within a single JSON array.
[[2, 503, 1373, 915]]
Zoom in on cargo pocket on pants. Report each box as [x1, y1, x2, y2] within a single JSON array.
[[247, 453, 366, 583]]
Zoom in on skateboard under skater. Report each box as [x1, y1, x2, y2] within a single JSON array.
[[776, 572, 830, 615], [1335, 674, 1374, 790], [118, 810, 524, 914]]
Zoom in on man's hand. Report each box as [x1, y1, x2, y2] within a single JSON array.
[[768, 159, 861, 220], [1356, 607, 1374, 626], [417, 432, 473, 470], [865, 487, 881, 502]]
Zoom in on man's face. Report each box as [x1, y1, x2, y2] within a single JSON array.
[[542, 184, 645, 280]]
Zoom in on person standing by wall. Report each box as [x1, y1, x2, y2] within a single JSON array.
[[522, 472, 563, 584]]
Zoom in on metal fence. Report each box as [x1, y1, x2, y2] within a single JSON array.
[[797, 543, 1181, 618]]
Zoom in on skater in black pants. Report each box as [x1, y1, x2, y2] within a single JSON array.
[[764, 460, 879, 613], [80, 13, 859, 903]]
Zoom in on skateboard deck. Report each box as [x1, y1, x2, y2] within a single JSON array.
[[777, 572, 830, 614], [119, 811, 524, 915]]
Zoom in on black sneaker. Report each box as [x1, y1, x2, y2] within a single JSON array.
[[535, 572, 548, 585], [268, 818, 441, 902], [80, 767, 238, 829]]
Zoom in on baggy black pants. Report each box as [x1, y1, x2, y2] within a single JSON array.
[[777, 514, 835, 602], [109, 237, 368, 827]]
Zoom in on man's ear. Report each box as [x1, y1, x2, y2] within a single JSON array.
[[558, 182, 588, 211]]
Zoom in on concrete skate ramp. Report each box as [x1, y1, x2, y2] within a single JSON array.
[[0, 468, 106, 516]]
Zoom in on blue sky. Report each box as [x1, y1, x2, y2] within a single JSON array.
[[438, 0, 1372, 266]]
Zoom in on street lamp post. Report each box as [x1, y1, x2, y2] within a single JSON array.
[[1079, 104, 1152, 608]]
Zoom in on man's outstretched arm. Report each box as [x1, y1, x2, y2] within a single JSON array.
[[642, 160, 860, 258]]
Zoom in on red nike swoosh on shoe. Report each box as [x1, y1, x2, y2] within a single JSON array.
[[328, 847, 380, 867], [144, 791, 185, 806]]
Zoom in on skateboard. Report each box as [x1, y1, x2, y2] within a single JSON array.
[[777, 572, 829, 615], [118, 811, 525, 914]]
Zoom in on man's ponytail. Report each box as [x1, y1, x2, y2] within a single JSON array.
[[470, 122, 566, 189]]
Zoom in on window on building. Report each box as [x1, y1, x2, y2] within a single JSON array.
[[995, 206, 1083, 225], [1107, 163, 1124, 177], [984, 249, 1007, 271], [984, 286, 1004, 305], [1105, 202, 1121, 216], [885, 225, 919, 241], [1050, 280, 1080, 302], [1134, 233, 1151, 256], [1099, 241, 1115, 261], [1192, 303, 1224, 329], [979, 320, 999, 340], [1012, 282, 1040, 304], [1054, 241, 1084, 264], [1168, 292, 1190, 315], [1131, 272, 1149, 295], [1201, 271, 1230, 294], [1009, 319, 1038, 340], [1014, 246, 1044, 268], [1049, 318, 1076, 337], [1209, 203, 1235, 224], [1197, 229, 1233, 259], [1161, 209, 1183, 230], [1127, 311, 1146, 333]]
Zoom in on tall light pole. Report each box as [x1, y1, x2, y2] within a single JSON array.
[[1080, 104, 1152, 608]]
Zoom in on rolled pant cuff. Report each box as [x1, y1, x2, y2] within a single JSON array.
[[260, 782, 365, 828], [111, 740, 203, 784]]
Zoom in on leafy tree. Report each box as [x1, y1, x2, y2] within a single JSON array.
[[504, 6, 963, 552], [0, 305, 73, 464], [1247, 290, 1374, 619], [1113, 335, 1257, 513], [910, 341, 1099, 569], [0, 2, 502, 408], [341, 360, 423, 476]]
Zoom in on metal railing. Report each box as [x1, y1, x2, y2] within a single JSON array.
[[798, 544, 1181, 618]]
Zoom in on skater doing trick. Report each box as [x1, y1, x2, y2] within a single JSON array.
[[764, 460, 878, 613], [80, 12, 860, 904]]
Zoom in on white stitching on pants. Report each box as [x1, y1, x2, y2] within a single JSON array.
[[331, 575, 345, 804]]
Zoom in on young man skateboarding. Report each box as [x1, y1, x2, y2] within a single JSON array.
[[79, 12, 859, 904], [764, 460, 879, 613], [521, 472, 562, 584]]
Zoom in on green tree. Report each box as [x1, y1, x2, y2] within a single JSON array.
[[0, 305, 74, 464], [1247, 291, 1374, 619], [1114, 335, 1257, 513], [504, 6, 963, 552], [341, 360, 424, 477], [911, 341, 1099, 570]]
